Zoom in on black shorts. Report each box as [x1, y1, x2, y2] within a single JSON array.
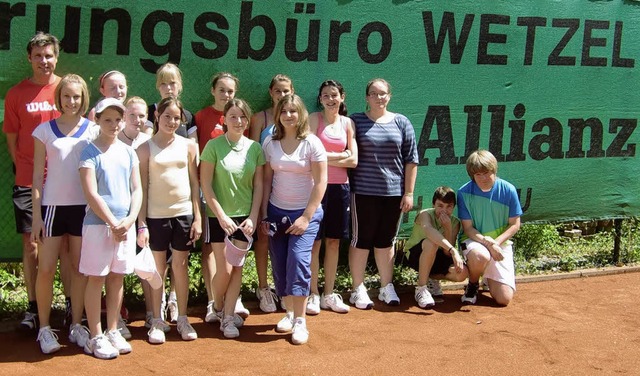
[[206, 216, 257, 244], [12, 185, 32, 234], [147, 215, 194, 252], [316, 184, 350, 240], [406, 240, 453, 276], [350, 194, 402, 249], [41, 205, 86, 237]]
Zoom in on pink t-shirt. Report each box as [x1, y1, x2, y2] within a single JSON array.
[[263, 134, 327, 210], [316, 113, 349, 184]]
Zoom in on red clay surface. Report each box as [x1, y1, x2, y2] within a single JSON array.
[[1, 272, 639, 375]]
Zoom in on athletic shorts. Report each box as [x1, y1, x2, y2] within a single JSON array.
[[12, 185, 32, 234], [350, 194, 402, 249], [316, 184, 350, 241], [147, 215, 194, 252], [206, 216, 257, 244], [406, 240, 454, 276], [79, 224, 136, 276], [41, 205, 86, 237], [462, 239, 516, 291]]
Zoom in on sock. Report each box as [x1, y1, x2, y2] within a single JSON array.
[[28, 300, 37, 313], [169, 291, 177, 302]]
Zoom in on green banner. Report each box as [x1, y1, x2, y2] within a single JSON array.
[[1, 0, 639, 259]]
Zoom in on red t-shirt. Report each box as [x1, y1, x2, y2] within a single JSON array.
[[194, 106, 224, 154], [3, 78, 61, 187]]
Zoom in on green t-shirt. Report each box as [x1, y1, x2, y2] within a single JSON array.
[[404, 208, 460, 251], [200, 136, 265, 218]]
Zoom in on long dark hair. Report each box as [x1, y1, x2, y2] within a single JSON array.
[[317, 79, 347, 116]]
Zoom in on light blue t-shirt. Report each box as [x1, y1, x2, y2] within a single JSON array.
[[260, 124, 275, 145], [457, 177, 523, 240], [79, 140, 138, 225]]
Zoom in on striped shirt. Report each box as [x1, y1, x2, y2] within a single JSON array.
[[350, 112, 418, 196]]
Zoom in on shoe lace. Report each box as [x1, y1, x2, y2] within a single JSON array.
[[178, 319, 194, 333], [465, 283, 479, 297], [385, 285, 399, 300], [331, 293, 345, 305], [261, 288, 277, 306], [38, 327, 59, 343]]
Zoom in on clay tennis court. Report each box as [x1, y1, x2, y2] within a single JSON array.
[[1, 270, 639, 375]]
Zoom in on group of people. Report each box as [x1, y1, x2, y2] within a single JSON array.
[[2, 32, 522, 358]]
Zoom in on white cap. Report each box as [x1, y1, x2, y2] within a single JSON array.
[[94, 97, 126, 115], [134, 246, 163, 289]]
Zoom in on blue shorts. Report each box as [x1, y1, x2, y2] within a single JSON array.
[[316, 184, 350, 241], [267, 202, 323, 297]]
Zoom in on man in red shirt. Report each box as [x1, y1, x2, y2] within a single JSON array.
[[3, 32, 61, 331]]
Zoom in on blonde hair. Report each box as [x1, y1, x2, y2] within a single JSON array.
[[55, 74, 90, 116], [466, 150, 498, 179], [155, 63, 183, 96], [272, 94, 309, 141], [125, 96, 148, 112]]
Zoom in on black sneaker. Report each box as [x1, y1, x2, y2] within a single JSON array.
[[461, 283, 479, 305], [20, 311, 38, 331]]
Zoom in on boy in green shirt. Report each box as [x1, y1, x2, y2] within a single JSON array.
[[405, 186, 467, 308]]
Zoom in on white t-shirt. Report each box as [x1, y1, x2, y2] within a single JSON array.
[[263, 134, 326, 210], [32, 118, 97, 205]]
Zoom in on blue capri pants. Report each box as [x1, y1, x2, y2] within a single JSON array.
[[267, 202, 323, 297]]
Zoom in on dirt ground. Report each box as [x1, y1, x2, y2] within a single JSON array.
[[1, 271, 639, 376]]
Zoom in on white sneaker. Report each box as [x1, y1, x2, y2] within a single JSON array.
[[415, 285, 435, 309], [275, 312, 294, 333], [84, 334, 118, 359], [291, 317, 309, 345], [106, 329, 132, 354], [68, 323, 90, 348], [167, 298, 178, 323], [147, 319, 166, 344], [378, 283, 400, 306], [117, 316, 131, 340], [320, 293, 350, 313], [207, 305, 244, 328], [177, 318, 197, 341], [256, 287, 278, 313], [427, 278, 444, 297], [37, 326, 60, 354], [349, 283, 374, 310], [145, 314, 170, 332], [220, 315, 240, 339], [234, 296, 250, 319], [306, 293, 320, 315], [205, 301, 217, 323]]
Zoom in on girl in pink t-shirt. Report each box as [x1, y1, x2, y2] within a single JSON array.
[[307, 80, 358, 315]]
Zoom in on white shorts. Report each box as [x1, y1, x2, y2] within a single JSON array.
[[79, 224, 136, 276], [463, 239, 516, 291]]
